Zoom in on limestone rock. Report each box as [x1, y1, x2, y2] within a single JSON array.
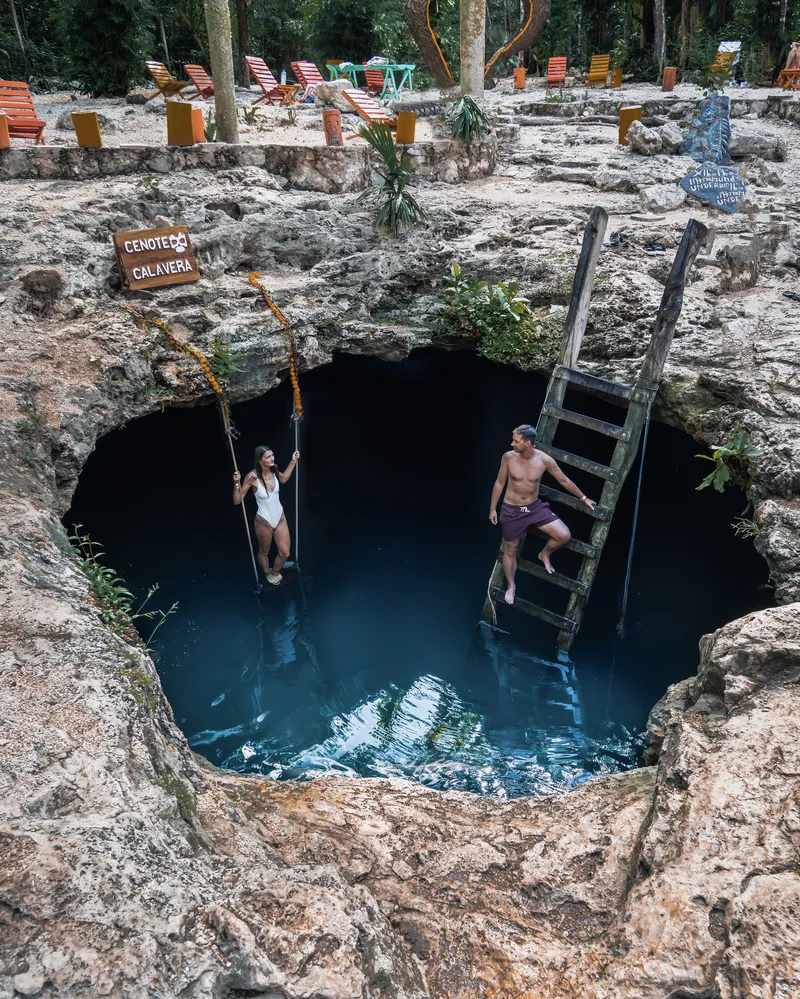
[[657, 120, 684, 153], [314, 79, 356, 113], [729, 127, 787, 161], [625, 119, 663, 155], [639, 182, 687, 212]]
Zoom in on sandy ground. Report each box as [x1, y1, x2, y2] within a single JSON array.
[[22, 77, 798, 149]]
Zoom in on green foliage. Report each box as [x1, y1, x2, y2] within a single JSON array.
[[210, 338, 244, 380], [446, 96, 492, 142], [733, 516, 760, 539], [69, 526, 178, 644], [204, 112, 217, 143], [239, 104, 259, 126], [357, 122, 428, 236], [53, 0, 154, 96], [479, 311, 565, 371], [696, 430, 761, 493]]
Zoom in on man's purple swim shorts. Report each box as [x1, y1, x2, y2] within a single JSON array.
[[499, 499, 560, 543]]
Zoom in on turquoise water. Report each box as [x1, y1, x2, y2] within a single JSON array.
[[67, 350, 771, 797]]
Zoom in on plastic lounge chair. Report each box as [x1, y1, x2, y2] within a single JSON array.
[[291, 61, 326, 91], [342, 87, 397, 130], [244, 56, 283, 106], [0, 80, 46, 144], [145, 61, 189, 100], [364, 67, 385, 95], [546, 56, 568, 87], [184, 64, 214, 101], [587, 54, 610, 87]]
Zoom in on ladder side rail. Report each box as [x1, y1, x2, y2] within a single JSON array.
[[638, 219, 708, 388], [559, 206, 608, 369]]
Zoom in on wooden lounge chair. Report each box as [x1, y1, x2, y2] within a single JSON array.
[[0, 80, 46, 144], [587, 54, 610, 87], [291, 61, 326, 91], [244, 56, 283, 106], [546, 56, 568, 87], [364, 67, 386, 95], [709, 50, 736, 79], [184, 64, 214, 101], [145, 61, 189, 100], [342, 87, 397, 130]]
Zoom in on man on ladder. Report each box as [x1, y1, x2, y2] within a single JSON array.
[[489, 425, 596, 604]]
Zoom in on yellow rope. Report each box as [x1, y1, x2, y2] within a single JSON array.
[[248, 272, 304, 420], [485, 0, 535, 77], [119, 304, 231, 425]]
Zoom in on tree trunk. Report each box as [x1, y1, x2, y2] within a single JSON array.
[[460, 0, 486, 95], [158, 16, 170, 71], [235, 0, 250, 87], [504, 0, 511, 35], [203, 0, 239, 144], [9, 0, 30, 78], [679, 0, 690, 70], [653, 0, 666, 75], [779, 0, 787, 38]]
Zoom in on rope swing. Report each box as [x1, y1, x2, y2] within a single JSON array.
[[119, 305, 262, 592], [248, 272, 304, 568], [616, 399, 652, 639]]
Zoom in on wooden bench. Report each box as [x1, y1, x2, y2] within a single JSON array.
[[145, 61, 189, 100], [0, 80, 46, 144], [184, 64, 214, 101], [546, 56, 567, 87], [587, 54, 610, 87], [291, 61, 326, 91], [364, 68, 386, 95]]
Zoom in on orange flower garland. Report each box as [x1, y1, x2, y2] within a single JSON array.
[[248, 272, 304, 421]]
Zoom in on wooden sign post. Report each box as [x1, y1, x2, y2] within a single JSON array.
[[662, 67, 677, 92], [618, 105, 642, 145], [112, 226, 199, 291], [72, 111, 102, 148]]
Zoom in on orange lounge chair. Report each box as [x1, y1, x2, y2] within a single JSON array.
[[0, 80, 46, 144], [587, 54, 610, 87], [546, 57, 568, 87], [184, 64, 214, 101], [291, 60, 326, 91], [245, 56, 283, 106], [342, 87, 397, 130], [145, 61, 189, 100], [364, 67, 385, 95]]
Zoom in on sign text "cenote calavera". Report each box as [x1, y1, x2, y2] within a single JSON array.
[[112, 226, 200, 291]]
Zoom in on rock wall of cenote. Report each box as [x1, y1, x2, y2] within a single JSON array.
[[2, 137, 800, 998]]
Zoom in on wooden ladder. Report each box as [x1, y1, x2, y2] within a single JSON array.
[[481, 207, 708, 659]]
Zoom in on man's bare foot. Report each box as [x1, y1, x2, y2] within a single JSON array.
[[504, 585, 515, 605], [538, 550, 554, 574]]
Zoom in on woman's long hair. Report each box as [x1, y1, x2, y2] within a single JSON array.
[[253, 445, 281, 486]]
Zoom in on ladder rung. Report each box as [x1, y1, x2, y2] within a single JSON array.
[[528, 533, 599, 558], [542, 403, 631, 441], [516, 558, 589, 594], [539, 485, 612, 520], [489, 587, 577, 632], [557, 365, 633, 400], [536, 443, 620, 482]]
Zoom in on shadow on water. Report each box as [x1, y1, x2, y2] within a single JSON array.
[[66, 349, 772, 797]]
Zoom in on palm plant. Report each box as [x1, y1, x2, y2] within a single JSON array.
[[357, 122, 428, 236], [446, 96, 492, 142]]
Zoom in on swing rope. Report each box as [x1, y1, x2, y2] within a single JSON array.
[[249, 273, 305, 570], [120, 305, 262, 592], [616, 399, 652, 639]]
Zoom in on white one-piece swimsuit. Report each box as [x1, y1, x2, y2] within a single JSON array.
[[254, 474, 283, 528]]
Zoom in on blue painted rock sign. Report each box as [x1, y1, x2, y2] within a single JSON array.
[[680, 162, 747, 213], [680, 94, 732, 165]]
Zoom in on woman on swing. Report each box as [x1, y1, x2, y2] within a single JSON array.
[[233, 445, 300, 585]]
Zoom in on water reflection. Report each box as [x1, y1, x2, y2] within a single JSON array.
[[188, 599, 644, 798]]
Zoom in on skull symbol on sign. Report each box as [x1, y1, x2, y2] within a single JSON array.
[[169, 232, 188, 253]]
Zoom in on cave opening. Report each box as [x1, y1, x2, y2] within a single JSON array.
[[66, 349, 772, 797]]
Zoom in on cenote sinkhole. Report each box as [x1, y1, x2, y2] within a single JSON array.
[[67, 349, 772, 797]]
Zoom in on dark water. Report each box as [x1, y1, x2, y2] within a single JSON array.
[[67, 350, 771, 797]]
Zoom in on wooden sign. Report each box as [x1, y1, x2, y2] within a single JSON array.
[[113, 226, 199, 291]]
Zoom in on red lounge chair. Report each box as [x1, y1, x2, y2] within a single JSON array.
[[342, 88, 397, 129], [546, 57, 567, 87], [364, 67, 385, 95], [0, 80, 46, 144], [184, 64, 214, 101], [291, 60, 326, 91], [245, 56, 283, 106]]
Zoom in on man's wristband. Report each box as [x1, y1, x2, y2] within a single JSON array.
[[580, 495, 586, 502]]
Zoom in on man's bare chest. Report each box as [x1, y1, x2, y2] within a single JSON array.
[[508, 456, 545, 483]]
